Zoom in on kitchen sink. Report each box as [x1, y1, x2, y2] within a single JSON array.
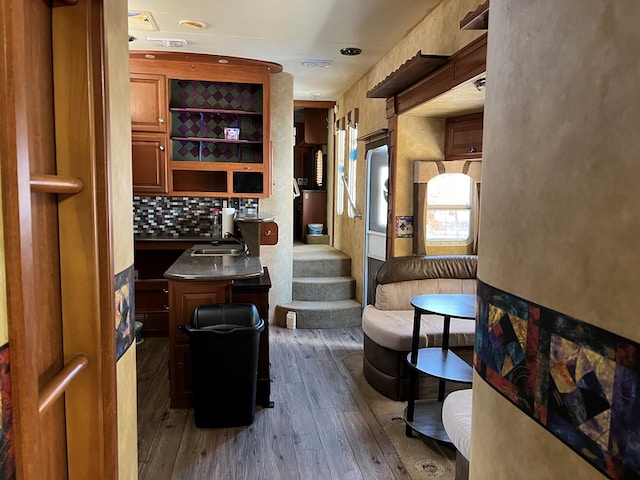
[[190, 240, 247, 257]]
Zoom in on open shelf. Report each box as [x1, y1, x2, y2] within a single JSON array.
[[407, 348, 473, 383], [404, 400, 451, 444]]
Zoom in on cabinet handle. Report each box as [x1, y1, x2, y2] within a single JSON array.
[[158, 118, 165, 124], [159, 145, 165, 151], [162, 288, 169, 293], [468, 146, 477, 153], [163, 305, 169, 310], [264, 230, 273, 236]]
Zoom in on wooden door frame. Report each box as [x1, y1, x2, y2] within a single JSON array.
[[1, 0, 118, 478]]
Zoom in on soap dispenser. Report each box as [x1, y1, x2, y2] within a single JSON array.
[[211, 208, 221, 238]]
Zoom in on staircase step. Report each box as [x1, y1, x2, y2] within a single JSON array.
[[274, 300, 362, 329], [293, 256, 351, 278], [293, 244, 352, 277], [293, 277, 355, 301]]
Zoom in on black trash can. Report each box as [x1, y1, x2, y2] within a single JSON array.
[[183, 303, 264, 428]]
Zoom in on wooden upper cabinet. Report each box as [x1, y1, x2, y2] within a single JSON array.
[[130, 73, 167, 133], [303, 108, 328, 145], [444, 112, 483, 160], [129, 52, 273, 198], [132, 133, 168, 194]]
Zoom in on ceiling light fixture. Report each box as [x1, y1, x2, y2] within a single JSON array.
[[147, 38, 188, 48], [309, 92, 321, 99], [301, 59, 332, 68], [474, 78, 486, 92], [340, 47, 362, 56], [178, 20, 206, 30]]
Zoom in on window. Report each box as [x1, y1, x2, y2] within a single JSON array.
[[335, 123, 345, 215], [347, 124, 358, 218], [426, 173, 474, 243]]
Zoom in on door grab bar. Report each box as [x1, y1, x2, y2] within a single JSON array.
[[341, 175, 362, 219], [30, 174, 83, 194], [39, 353, 89, 416]]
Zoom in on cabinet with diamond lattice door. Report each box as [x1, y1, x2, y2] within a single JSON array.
[[129, 52, 275, 198]]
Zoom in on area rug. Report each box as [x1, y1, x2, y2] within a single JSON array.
[[342, 351, 457, 479]]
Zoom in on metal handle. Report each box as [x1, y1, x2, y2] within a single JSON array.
[[264, 230, 273, 236], [158, 118, 165, 124], [162, 288, 168, 293], [468, 146, 477, 153], [159, 145, 165, 151]]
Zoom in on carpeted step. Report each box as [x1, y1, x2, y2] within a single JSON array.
[[274, 300, 362, 329], [292, 276, 355, 301], [293, 245, 351, 278]]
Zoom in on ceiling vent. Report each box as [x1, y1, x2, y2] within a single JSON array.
[[128, 11, 159, 31], [301, 59, 332, 68], [340, 47, 362, 56], [147, 38, 188, 48]]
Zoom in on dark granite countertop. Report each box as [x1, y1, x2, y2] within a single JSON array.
[[163, 247, 263, 281]]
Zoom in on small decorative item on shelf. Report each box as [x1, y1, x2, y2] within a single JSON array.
[[308, 223, 323, 235], [224, 127, 240, 140]]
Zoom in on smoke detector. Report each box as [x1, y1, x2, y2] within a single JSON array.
[[147, 38, 188, 48]]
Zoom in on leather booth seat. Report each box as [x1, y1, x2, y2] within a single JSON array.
[[361, 255, 477, 401]]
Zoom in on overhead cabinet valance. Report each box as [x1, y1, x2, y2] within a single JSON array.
[[367, 33, 487, 117]]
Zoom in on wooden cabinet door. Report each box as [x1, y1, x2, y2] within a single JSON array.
[[171, 344, 193, 408], [168, 280, 232, 408], [304, 108, 328, 144], [130, 73, 167, 132], [132, 133, 168, 194], [444, 112, 483, 160], [134, 280, 169, 336]]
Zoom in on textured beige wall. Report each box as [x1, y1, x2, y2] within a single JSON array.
[[395, 116, 445, 257], [105, 0, 137, 478], [108, 2, 134, 274], [116, 346, 138, 480], [473, 1, 640, 478], [335, 0, 483, 300], [260, 72, 294, 319]]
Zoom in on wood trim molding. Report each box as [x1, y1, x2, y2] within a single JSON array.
[[460, 0, 489, 30], [53, 0, 118, 478], [293, 100, 335, 109], [392, 33, 487, 117], [366, 52, 449, 99], [0, 2, 44, 477]]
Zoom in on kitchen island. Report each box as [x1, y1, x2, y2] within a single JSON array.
[[164, 244, 272, 409]]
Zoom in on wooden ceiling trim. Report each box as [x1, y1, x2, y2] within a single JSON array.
[[366, 52, 449, 99], [460, 0, 489, 30]]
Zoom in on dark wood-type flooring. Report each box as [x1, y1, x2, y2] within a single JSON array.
[[136, 326, 413, 480]]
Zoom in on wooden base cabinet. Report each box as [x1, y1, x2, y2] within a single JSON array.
[[134, 279, 169, 337], [168, 269, 272, 409]]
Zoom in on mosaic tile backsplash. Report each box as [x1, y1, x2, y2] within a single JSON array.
[[133, 196, 258, 237]]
